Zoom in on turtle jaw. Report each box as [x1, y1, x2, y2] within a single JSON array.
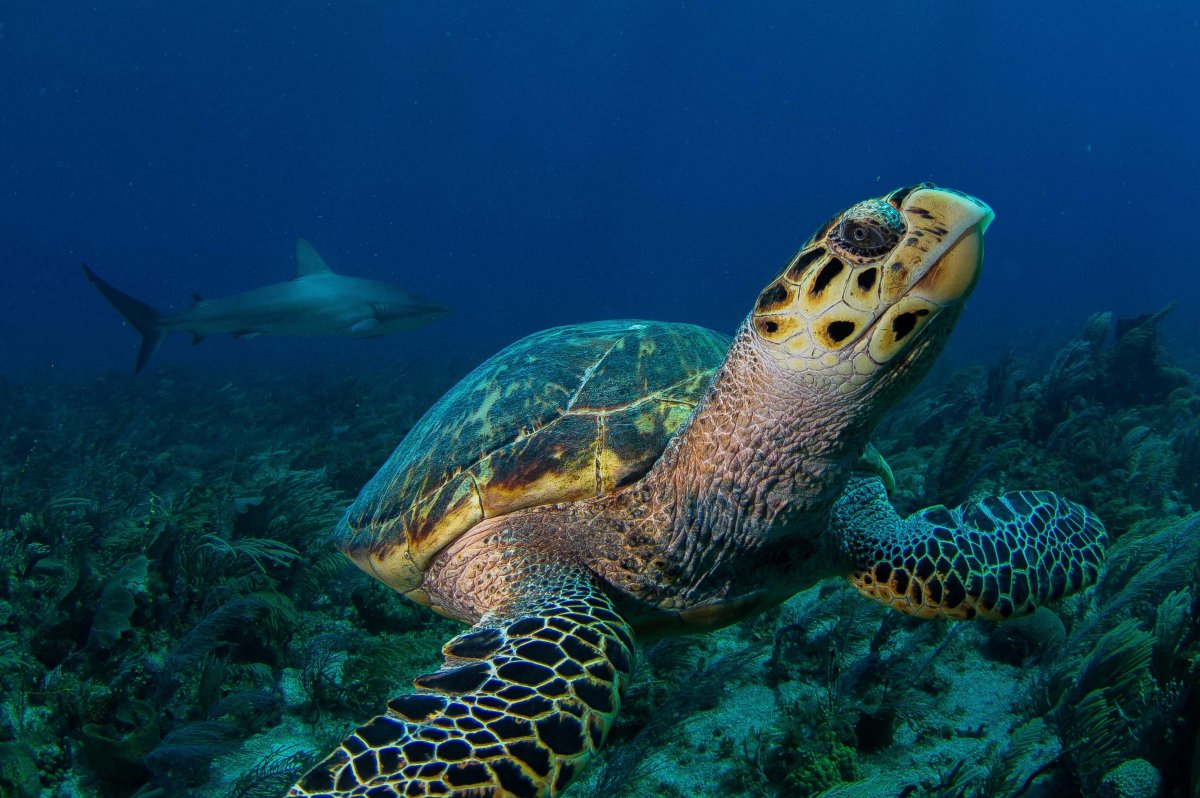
[[864, 187, 992, 369], [891, 186, 994, 307], [751, 185, 992, 398]]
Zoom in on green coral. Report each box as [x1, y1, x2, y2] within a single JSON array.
[[0, 741, 40, 798], [1098, 758, 1163, 798], [780, 738, 858, 796]]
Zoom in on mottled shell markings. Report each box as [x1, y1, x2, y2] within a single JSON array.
[[335, 320, 729, 596]]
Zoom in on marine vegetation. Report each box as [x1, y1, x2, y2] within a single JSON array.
[[0, 301, 1197, 798], [0, 366, 460, 797]]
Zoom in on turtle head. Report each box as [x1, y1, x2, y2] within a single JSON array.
[[751, 183, 993, 403]]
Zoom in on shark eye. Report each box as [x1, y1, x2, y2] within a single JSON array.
[[831, 201, 904, 259]]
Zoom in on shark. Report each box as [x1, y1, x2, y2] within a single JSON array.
[[83, 239, 451, 372]]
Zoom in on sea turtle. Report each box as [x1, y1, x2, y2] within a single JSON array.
[[289, 185, 1107, 798]]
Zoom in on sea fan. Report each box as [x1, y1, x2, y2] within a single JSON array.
[[225, 745, 313, 798], [1050, 618, 1153, 710], [89, 554, 149, 648], [143, 719, 240, 788], [1151, 587, 1193, 683], [162, 592, 293, 681], [1041, 339, 1099, 412], [979, 718, 1059, 797], [195, 533, 301, 574]]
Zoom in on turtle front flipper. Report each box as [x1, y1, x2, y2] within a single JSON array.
[[289, 561, 634, 798], [832, 474, 1107, 620]]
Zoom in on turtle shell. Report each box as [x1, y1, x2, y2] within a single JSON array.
[[336, 319, 729, 597]]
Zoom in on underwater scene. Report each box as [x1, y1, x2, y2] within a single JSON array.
[[2, 3, 1199, 798]]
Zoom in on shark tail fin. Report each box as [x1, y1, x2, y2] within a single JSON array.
[[81, 263, 168, 373]]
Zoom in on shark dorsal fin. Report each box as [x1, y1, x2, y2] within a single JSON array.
[[295, 239, 334, 279]]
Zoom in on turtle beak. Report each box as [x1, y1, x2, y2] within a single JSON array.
[[860, 188, 991, 366], [897, 187, 993, 309], [981, 205, 996, 233]]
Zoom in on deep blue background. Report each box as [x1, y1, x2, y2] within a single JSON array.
[[2, 2, 1198, 376]]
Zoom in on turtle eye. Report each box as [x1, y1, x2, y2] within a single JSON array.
[[830, 200, 904, 259], [847, 220, 885, 246]]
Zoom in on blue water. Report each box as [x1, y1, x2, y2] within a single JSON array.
[[5, 6, 1200, 797], [2, 2, 1197, 375]]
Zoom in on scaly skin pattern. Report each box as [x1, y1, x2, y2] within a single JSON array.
[[288, 187, 1109, 797], [577, 322, 866, 623], [833, 475, 1108, 619], [289, 551, 633, 798]]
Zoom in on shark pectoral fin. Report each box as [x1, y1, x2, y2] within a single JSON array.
[[191, 333, 206, 346], [231, 329, 265, 339], [350, 318, 381, 336], [295, 239, 334, 279]]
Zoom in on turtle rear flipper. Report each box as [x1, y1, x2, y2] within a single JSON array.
[[289, 559, 634, 797], [833, 475, 1107, 620]]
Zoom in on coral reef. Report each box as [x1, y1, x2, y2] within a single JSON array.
[[0, 366, 460, 796], [1, 307, 1198, 796]]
